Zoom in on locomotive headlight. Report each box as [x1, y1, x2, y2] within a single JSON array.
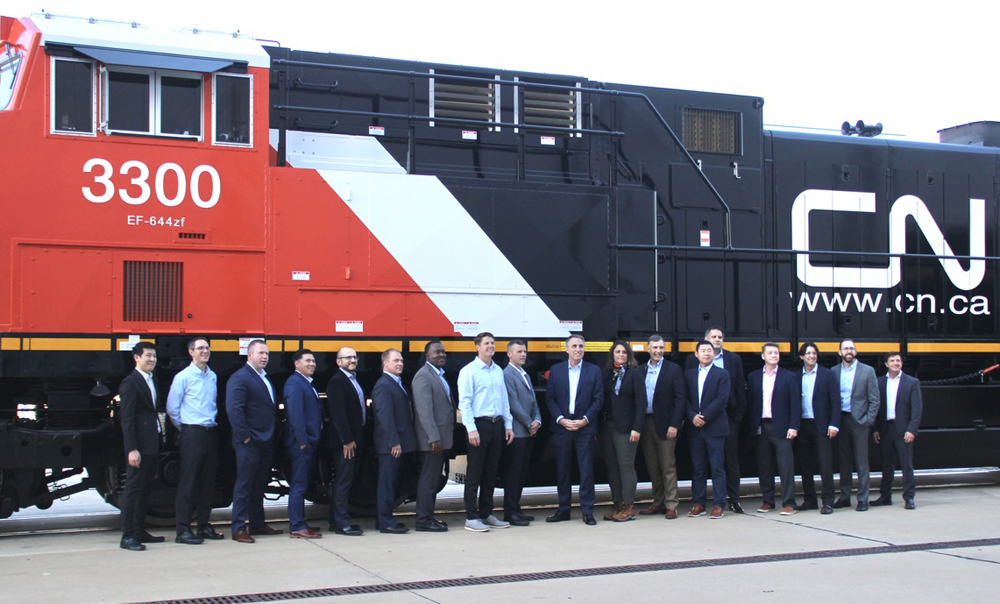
[[16, 403, 38, 422]]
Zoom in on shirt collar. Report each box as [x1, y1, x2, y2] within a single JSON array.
[[764, 366, 778, 377], [340, 367, 356, 379], [137, 368, 153, 380], [248, 362, 266, 377], [699, 364, 712, 372], [802, 366, 816, 375], [295, 370, 313, 383], [648, 358, 662, 369]]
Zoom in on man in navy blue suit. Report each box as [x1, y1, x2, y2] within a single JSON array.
[[227, 339, 280, 543], [545, 334, 604, 526], [284, 349, 323, 539], [748, 343, 800, 515], [686, 340, 730, 519], [795, 342, 841, 514], [873, 353, 923, 510], [373, 348, 417, 534]]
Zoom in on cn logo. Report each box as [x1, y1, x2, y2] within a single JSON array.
[[791, 189, 985, 291]]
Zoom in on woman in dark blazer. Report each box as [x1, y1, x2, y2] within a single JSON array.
[[600, 341, 644, 521]]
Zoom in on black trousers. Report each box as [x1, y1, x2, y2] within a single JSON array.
[[797, 419, 835, 506], [376, 453, 402, 529], [878, 422, 916, 500], [724, 415, 741, 501], [756, 421, 796, 508], [174, 425, 219, 534], [464, 417, 504, 520], [231, 439, 273, 533], [502, 436, 532, 516], [416, 449, 446, 526], [121, 453, 159, 538], [328, 446, 356, 530]]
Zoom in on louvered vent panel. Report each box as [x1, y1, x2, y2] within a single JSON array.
[[123, 260, 183, 322], [523, 88, 576, 130], [682, 107, 741, 154], [434, 81, 494, 122]]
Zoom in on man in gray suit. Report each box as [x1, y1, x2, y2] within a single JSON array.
[[831, 339, 880, 511], [411, 341, 454, 532], [502, 339, 541, 526], [873, 353, 923, 510]]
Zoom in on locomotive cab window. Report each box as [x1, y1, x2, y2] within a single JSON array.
[[50, 57, 96, 135], [213, 73, 252, 146], [103, 68, 202, 139], [1, 46, 22, 111]]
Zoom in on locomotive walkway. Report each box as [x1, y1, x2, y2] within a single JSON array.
[[2, 478, 999, 604]]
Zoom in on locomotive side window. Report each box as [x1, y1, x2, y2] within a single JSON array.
[[104, 68, 202, 139], [51, 58, 96, 134], [213, 73, 252, 146], [682, 107, 742, 155]]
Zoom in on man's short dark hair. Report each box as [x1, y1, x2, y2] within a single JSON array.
[[247, 339, 267, 354], [507, 339, 526, 351], [474, 332, 495, 346], [648, 334, 665, 346], [292, 348, 314, 363], [798, 341, 819, 356], [704, 326, 724, 338], [132, 341, 156, 357], [381, 348, 402, 364], [762, 342, 780, 353], [187, 337, 209, 351], [885, 352, 903, 364], [695, 339, 714, 351], [839, 339, 855, 350], [567, 334, 585, 346], [424, 340, 443, 354]]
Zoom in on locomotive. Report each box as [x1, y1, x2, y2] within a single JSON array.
[[1, 13, 997, 518]]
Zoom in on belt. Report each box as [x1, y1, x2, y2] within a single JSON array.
[[183, 424, 217, 431], [475, 416, 504, 423], [761, 418, 773, 423]]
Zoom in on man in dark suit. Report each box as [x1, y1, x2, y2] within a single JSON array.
[[372, 348, 417, 534], [685, 327, 747, 513], [545, 334, 604, 526], [747, 343, 800, 515], [831, 339, 880, 511], [226, 339, 280, 543], [502, 339, 542, 526], [119, 341, 165, 551], [325, 347, 366, 536], [636, 334, 687, 520], [411, 341, 454, 532], [873, 353, 923, 510], [284, 349, 323, 539], [795, 342, 841, 514], [686, 339, 731, 519]]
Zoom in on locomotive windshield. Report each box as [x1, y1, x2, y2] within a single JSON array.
[[1, 43, 20, 111]]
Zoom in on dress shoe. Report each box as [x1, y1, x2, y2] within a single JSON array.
[[664, 508, 678, 520], [794, 501, 818, 511], [604, 503, 621, 521], [416, 523, 448, 532], [688, 504, 706, 517], [870, 496, 893, 507], [820, 505, 834, 515], [249, 524, 283, 536], [612, 505, 635, 522], [333, 525, 364, 536], [757, 503, 774, 513], [306, 525, 322, 533], [434, 518, 449, 527], [503, 513, 530, 526], [709, 505, 724, 519], [904, 498, 916, 510], [120, 537, 145, 551], [520, 513, 535, 522], [546, 510, 572, 523], [639, 504, 667, 516], [856, 502, 869, 512], [728, 501, 745, 514], [175, 531, 204, 545], [135, 531, 165, 543], [582, 515, 597, 526], [231, 528, 255, 543], [832, 498, 851, 509], [197, 527, 225, 540], [379, 523, 409, 534], [780, 506, 797, 516]]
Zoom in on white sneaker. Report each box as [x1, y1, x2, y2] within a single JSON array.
[[464, 519, 489, 532], [483, 515, 510, 529]]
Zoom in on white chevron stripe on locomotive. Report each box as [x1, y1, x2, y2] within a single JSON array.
[[270, 130, 569, 338]]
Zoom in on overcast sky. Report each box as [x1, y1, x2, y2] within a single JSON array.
[[7, 0, 996, 142]]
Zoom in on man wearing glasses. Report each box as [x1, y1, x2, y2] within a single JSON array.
[[831, 339, 880, 511], [325, 347, 367, 536]]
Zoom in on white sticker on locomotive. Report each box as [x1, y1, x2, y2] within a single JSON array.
[[453, 321, 479, 335], [559, 320, 583, 331], [292, 271, 311, 281], [335, 320, 363, 333], [82, 159, 220, 208]]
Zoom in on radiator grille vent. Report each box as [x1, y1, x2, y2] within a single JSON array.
[[123, 261, 183, 322], [177, 232, 206, 240], [682, 107, 741, 155], [523, 88, 577, 131], [432, 78, 494, 125]]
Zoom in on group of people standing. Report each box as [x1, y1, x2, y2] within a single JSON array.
[[115, 328, 922, 550]]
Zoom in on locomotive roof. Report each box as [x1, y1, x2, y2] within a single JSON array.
[[29, 12, 271, 69]]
